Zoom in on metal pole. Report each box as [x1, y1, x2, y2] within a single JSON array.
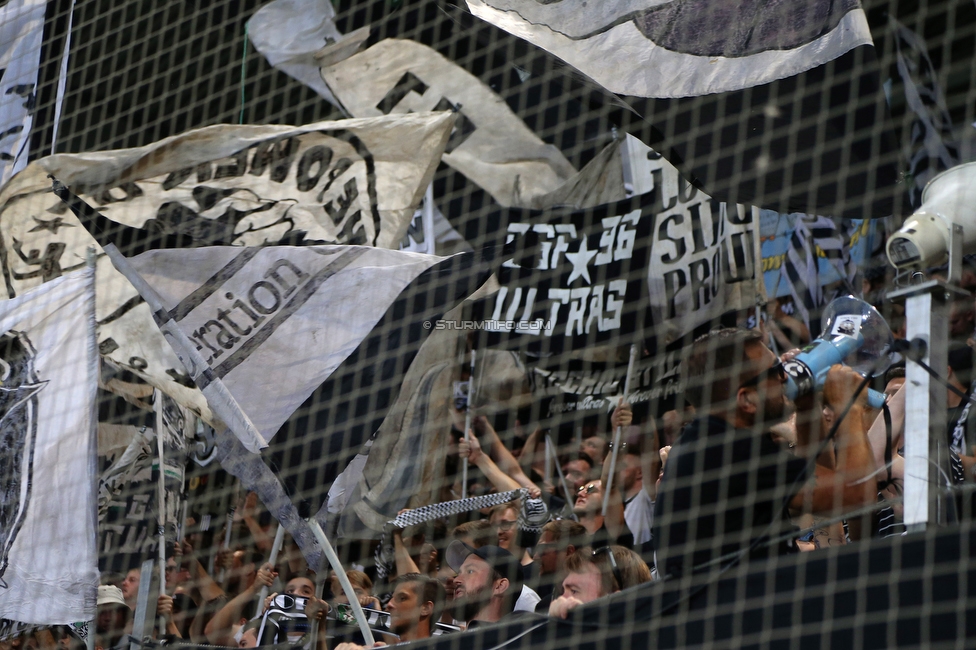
[[308, 571, 326, 650], [543, 433, 553, 487], [84, 250, 97, 650], [603, 344, 639, 516], [421, 183, 436, 256], [154, 392, 167, 636], [307, 520, 375, 646], [889, 280, 958, 530], [217, 481, 240, 583], [547, 435, 578, 521], [130, 559, 158, 650], [461, 350, 476, 499], [256, 524, 286, 607]]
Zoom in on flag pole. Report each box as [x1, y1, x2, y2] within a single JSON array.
[[547, 435, 578, 521], [100, 243, 267, 453], [216, 480, 240, 583], [421, 183, 436, 256], [307, 520, 375, 646], [307, 571, 327, 650], [543, 432, 553, 487], [256, 524, 286, 608], [85, 250, 98, 650], [153, 390, 168, 636], [461, 350, 476, 499], [603, 344, 639, 516]]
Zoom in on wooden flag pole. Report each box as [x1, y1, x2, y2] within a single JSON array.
[[603, 344, 639, 516], [308, 520, 375, 646], [461, 350, 477, 499]]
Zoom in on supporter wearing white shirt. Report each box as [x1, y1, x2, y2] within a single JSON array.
[[620, 450, 655, 545]]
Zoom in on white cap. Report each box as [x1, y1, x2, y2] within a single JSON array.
[[97, 585, 127, 608]]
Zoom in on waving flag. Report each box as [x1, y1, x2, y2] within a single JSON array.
[[104, 240, 498, 564], [2, 113, 454, 423], [319, 38, 576, 207], [465, 0, 873, 98], [0, 0, 45, 187], [889, 16, 959, 208], [0, 268, 98, 626], [457, 0, 900, 220]]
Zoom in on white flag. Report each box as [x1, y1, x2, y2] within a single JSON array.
[[465, 0, 873, 98], [320, 39, 576, 206], [0, 267, 98, 626], [0, 113, 455, 425], [247, 0, 348, 109], [0, 0, 45, 187], [119, 245, 447, 447]]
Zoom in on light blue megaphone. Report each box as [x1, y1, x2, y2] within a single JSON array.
[[780, 297, 893, 410]]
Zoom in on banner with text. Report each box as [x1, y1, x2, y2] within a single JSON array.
[[320, 38, 576, 207], [623, 135, 763, 344], [0, 113, 454, 421]]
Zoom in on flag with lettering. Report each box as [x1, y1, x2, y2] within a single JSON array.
[[0, 267, 98, 626], [0, 0, 45, 188], [109, 243, 498, 564], [319, 38, 577, 207], [467, 195, 654, 355], [121, 246, 454, 445], [530, 351, 682, 420], [469, 135, 762, 355], [0, 113, 455, 423], [454, 0, 900, 220]]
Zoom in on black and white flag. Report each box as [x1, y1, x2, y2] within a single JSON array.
[[468, 136, 762, 355], [889, 16, 959, 208], [153, 391, 192, 542], [468, 197, 654, 355], [0, 113, 454, 426], [622, 135, 763, 344], [114, 246, 452, 450], [0, 0, 45, 187], [531, 349, 683, 419], [319, 38, 577, 207], [446, 0, 900, 220], [0, 267, 98, 626], [97, 425, 157, 558], [465, 0, 873, 99]]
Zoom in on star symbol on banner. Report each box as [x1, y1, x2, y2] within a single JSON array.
[[565, 237, 597, 285], [28, 216, 74, 234]]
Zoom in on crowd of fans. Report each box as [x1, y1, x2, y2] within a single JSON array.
[[6, 261, 976, 650]]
